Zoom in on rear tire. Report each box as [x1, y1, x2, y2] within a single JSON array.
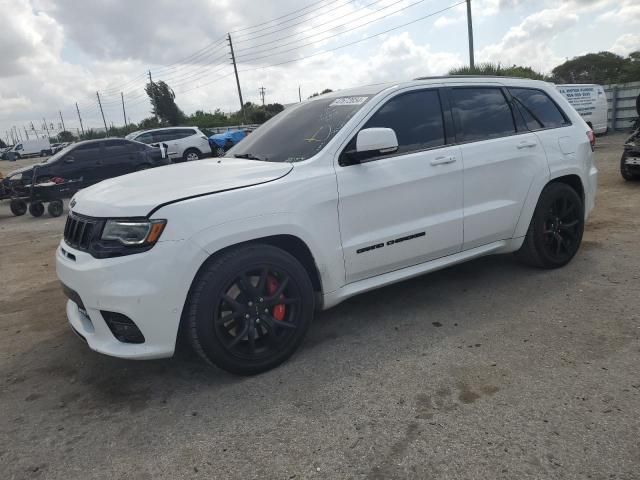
[[186, 244, 315, 375], [28, 202, 45, 217], [515, 182, 584, 269], [10, 199, 27, 216], [47, 200, 64, 217], [183, 149, 201, 162]]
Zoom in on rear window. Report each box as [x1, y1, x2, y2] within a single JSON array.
[[509, 88, 568, 130], [449, 88, 516, 142]]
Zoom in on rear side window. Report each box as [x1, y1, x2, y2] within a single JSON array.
[[362, 89, 445, 155], [449, 88, 516, 142], [509, 88, 569, 130], [136, 132, 154, 144]]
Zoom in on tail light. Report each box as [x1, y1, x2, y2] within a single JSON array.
[[587, 130, 595, 151]]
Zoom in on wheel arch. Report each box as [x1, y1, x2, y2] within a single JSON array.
[[176, 233, 324, 349], [513, 172, 586, 239]]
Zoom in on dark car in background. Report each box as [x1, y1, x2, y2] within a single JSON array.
[[2, 138, 171, 189]]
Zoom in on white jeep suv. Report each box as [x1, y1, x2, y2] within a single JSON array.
[[125, 126, 211, 162], [57, 77, 597, 375]]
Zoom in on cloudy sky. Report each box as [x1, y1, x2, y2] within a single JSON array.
[[0, 0, 638, 141]]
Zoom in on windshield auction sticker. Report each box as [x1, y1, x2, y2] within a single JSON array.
[[330, 96, 368, 106]]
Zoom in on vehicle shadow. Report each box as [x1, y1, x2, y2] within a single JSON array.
[[2, 251, 556, 418]]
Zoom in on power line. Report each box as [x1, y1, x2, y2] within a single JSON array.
[[233, 0, 354, 43], [234, 0, 379, 53], [175, 2, 464, 96], [229, 0, 340, 35], [237, 0, 435, 63], [237, 0, 430, 60]]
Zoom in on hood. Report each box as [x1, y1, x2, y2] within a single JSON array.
[[71, 158, 293, 218]]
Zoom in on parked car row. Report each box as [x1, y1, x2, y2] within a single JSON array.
[[126, 127, 212, 162], [1, 138, 171, 200]]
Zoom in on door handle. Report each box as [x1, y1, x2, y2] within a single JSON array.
[[517, 141, 537, 149], [430, 155, 457, 166]]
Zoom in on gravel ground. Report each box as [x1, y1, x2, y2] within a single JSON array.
[[0, 133, 639, 480]]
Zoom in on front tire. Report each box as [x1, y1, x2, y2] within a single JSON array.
[[186, 244, 315, 375], [515, 182, 584, 269]]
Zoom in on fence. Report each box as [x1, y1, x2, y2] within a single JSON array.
[[604, 81, 640, 131]]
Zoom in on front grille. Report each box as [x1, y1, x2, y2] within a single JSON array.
[[63, 213, 101, 252]]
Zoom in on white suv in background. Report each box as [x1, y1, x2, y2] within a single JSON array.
[[126, 126, 211, 162], [58, 77, 597, 375]]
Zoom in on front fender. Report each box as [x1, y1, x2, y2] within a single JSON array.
[[189, 213, 343, 295]]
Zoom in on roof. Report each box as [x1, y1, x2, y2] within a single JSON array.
[[309, 76, 552, 101]]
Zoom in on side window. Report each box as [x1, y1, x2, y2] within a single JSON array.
[[103, 139, 131, 155], [136, 132, 154, 144], [71, 143, 100, 161], [509, 88, 569, 130], [449, 88, 516, 142], [361, 89, 445, 157]]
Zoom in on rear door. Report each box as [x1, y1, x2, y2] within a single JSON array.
[[445, 85, 548, 250], [336, 87, 463, 283]]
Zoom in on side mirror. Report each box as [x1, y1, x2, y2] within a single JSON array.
[[64, 156, 74, 164], [356, 127, 399, 154], [341, 127, 399, 166]]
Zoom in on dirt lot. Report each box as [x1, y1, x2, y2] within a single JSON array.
[[1, 134, 639, 480]]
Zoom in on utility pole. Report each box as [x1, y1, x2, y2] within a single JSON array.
[[23, 126, 30, 140], [259, 86, 266, 106], [148, 70, 159, 122], [227, 33, 246, 123], [298, 85, 302, 102], [121, 92, 128, 128], [96, 91, 109, 136], [466, 0, 475, 69], [59, 110, 66, 132], [75, 102, 85, 136], [8, 129, 14, 144], [42, 118, 50, 140]]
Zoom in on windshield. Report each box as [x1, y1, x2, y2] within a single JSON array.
[[228, 95, 371, 162], [41, 144, 75, 164]]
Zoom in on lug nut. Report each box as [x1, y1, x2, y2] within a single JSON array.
[[245, 314, 250, 319], [248, 301, 253, 306]]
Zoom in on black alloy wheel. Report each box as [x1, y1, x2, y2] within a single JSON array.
[[187, 244, 314, 375], [541, 195, 582, 264], [215, 266, 302, 361], [516, 182, 584, 268]]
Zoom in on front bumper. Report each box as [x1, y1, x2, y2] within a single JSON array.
[[56, 238, 208, 360]]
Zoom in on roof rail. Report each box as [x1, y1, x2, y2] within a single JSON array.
[[413, 75, 542, 81]]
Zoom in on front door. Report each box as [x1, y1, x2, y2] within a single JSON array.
[[336, 88, 464, 284]]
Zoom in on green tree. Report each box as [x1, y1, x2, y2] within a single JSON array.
[[621, 51, 640, 83], [145, 80, 185, 125], [0, 139, 6, 148], [308, 88, 333, 99], [58, 131, 76, 142], [448, 62, 547, 80], [551, 52, 627, 84]]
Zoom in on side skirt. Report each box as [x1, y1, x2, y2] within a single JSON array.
[[322, 238, 523, 309]]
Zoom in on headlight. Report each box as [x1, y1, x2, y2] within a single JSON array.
[[101, 219, 166, 246]]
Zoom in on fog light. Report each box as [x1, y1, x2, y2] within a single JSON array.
[[101, 311, 145, 344]]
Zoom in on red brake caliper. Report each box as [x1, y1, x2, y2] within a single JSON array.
[[266, 276, 286, 321]]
